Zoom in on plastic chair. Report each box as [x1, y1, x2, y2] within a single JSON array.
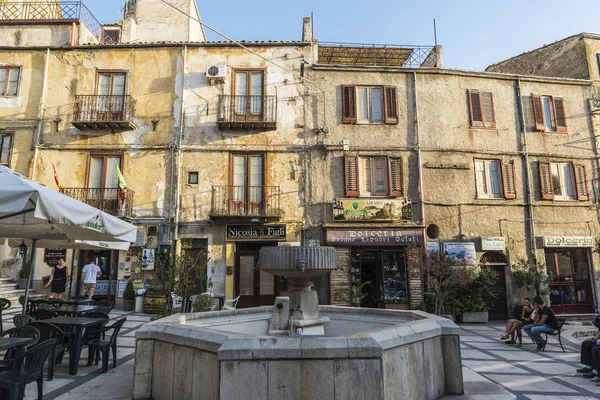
[[0, 298, 11, 333], [94, 300, 113, 314], [70, 295, 87, 300], [222, 295, 241, 311], [0, 338, 57, 400], [18, 296, 32, 314], [36, 303, 57, 312], [30, 309, 58, 321], [171, 293, 183, 311], [28, 322, 70, 381], [0, 326, 40, 370], [80, 311, 110, 342], [12, 315, 35, 328], [86, 318, 127, 373]]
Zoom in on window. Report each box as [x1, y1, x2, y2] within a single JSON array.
[[234, 70, 264, 116], [0, 66, 21, 96], [341, 85, 398, 124], [531, 93, 567, 133], [96, 71, 127, 119], [344, 155, 403, 197], [474, 159, 516, 200], [538, 161, 588, 201], [87, 155, 122, 197], [545, 248, 594, 313], [101, 27, 121, 44], [467, 90, 496, 128], [0, 133, 13, 166], [188, 171, 198, 185], [229, 153, 265, 214]]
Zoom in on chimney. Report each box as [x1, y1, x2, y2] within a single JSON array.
[[302, 17, 312, 42]]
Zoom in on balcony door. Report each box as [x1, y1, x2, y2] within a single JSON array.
[[233, 70, 264, 122], [96, 71, 126, 121], [229, 154, 264, 216], [86, 155, 122, 212]]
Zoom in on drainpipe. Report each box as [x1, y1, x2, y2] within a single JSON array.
[[516, 79, 537, 265], [173, 45, 187, 244], [31, 48, 50, 181], [412, 72, 425, 226]]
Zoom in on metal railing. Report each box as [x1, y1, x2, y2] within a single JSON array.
[[0, 2, 119, 43], [74, 95, 136, 123], [211, 185, 281, 217], [217, 95, 277, 124], [60, 187, 134, 218], [318, 42, 440, 68]]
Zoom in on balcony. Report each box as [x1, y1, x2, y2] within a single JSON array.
[[217, 95, 277, 130], [318, 42, 441, 68], [72, 95, 136, 132], [60, 187, 134, 218], [210, 185, 281, 220], [0, 2, 120, 44]]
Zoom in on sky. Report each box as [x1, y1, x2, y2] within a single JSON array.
[[89, 0, 600, 71]]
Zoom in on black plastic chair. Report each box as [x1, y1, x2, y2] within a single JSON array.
[[80, 311, 110, 342], [12, 315, 35, 328], [94, 300, 113, 314], [541, 318, 567, 352], [0, 338, 57, 400], [28, 322, 70, 381], [36, 303, 57, 312], [86, 317, 126, 373], [18, 296, 32, 314], [70, 295, 87, 300], [0, 326, 40, 371], [0, 298, 12, 333], [30, 310, 58, 321]]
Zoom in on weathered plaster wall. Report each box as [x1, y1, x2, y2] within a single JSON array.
[[583, 36, 600, 82], [0, 25, 73, 47]]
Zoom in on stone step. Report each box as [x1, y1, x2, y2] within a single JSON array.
[[0, 284, 18, 290], [0, 278, 14, 284]]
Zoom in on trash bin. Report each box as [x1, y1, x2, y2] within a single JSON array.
[[135, 289, 146, 313]]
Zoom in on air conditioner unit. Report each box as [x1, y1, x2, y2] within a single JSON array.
[[206, 65, 227, 83]]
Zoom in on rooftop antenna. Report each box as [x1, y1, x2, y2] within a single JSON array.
[[433, 18, 438, 46]]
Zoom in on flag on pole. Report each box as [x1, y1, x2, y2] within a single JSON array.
[[51, 163, 62, 189], [115, 161, 127, 205]]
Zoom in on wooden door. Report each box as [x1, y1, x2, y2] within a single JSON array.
[[235, 252, 277, 308], [485, 265, 508, 320]]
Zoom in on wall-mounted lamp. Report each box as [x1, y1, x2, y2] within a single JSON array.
[[250, 217, 260, 224], [151, 119, 160, 132], [18, 240, 27, 257], [53, 118, 62, 132]]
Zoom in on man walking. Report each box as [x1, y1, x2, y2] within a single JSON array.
[[523, 297, 559, 350], [81, 259, 101, 300]]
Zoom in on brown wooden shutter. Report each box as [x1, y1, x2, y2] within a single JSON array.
[[344, 155, 359, 197], [573, 164, 589, 201], [553, 97, 567, 133], [538, 161, 554, 200], [501, 161, 516, 199], [531, 93, 545, 131], [388, 157, 403, 197], [468, 90, 484, 127], [342, 85, 357, 124], [482, 92, 496, 128], [384, 86, 398, 124]]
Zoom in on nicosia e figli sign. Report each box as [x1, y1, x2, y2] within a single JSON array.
[[543, 236, 594, 248]]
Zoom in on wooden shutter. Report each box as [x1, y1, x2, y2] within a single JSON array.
[[384, 86, 398, 124], [573, 164, 589, 201], [553, 97, 567, 133], [531, 93, 545, 131], [344, 155, 359, 197], [388, 157, 403, 197], [468, 90, 484, 127], [538, 161, 554, 200], [482, 92, 496, 128], [501, 161, 516, 199], [342, 85, 357, 124]]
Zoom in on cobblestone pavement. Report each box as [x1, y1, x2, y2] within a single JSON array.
[[443, 322, 600, 400], [0, 305, 150, 400]]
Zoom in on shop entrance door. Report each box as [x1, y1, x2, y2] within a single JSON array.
[[545, 248, 594, 314], [235, 252, 277, 308], [350, 250, 383, 308], [480, 252, 508, 320], [78, 250, 111, 299]]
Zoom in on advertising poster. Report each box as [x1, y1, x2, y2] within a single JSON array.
[[141, 248, 155, 270], [443, 242, 477, 266], [426, 242, 440, 255]]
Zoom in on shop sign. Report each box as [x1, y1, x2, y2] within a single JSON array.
[[543, 236, 594, 248], [443, 242, 477, 266], [226, 225, 287, 241], [326, 229, 423, 246], [426, 242, 440, 254], [333, 198, 412, 221], [481, 237, 506, 251], [43, 248, 67, 267]]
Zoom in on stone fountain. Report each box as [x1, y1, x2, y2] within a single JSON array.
[[133, 246, 464, 400]]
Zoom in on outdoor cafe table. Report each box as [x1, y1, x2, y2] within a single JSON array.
[[0, 337, 35, 352], [49, 299, 95, 306], [46, 316, 104, 375], [54, 305, 101, 317]]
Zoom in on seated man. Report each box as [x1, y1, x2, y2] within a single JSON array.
[[522, 297, 559, 351], [578, 320, 600, 379]]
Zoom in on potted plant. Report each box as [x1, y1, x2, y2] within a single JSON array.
[[456, 267, 498, 323], [17, 261, 30, 289], [351, 281, 371, 307], [123, 281, 135, 311], [193, 294, 215, 312]]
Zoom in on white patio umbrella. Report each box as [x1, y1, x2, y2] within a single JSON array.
[[0, 166, 137, 312]]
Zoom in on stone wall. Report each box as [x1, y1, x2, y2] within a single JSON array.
[[330, 247, 351, 305]]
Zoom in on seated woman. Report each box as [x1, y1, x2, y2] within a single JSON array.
[[500, 297, 535, 346]]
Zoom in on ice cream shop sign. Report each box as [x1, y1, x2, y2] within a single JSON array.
[[543, 236, 594, 248], [326, 229, 423, 245]]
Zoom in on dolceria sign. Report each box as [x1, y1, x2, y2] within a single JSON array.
[[543, 236, 594, 248]]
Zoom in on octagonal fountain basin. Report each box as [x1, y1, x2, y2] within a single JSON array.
[[133, 307, 464, 400]]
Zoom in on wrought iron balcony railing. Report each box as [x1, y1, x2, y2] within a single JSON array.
[[211, 185, 281, 218], [318, 42, 440, 68], [73, 95, 136, 132], [217, 95, 277, 130], [0, 2, 119, 44], [60, 187, 134, 218]]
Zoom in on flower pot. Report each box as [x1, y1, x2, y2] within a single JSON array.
[[16, 278, 28, 290], [459, 311, 489, 323], [123, 299, 134, 311]]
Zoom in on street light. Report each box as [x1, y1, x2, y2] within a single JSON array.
[[18, 240, 27, 257]]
